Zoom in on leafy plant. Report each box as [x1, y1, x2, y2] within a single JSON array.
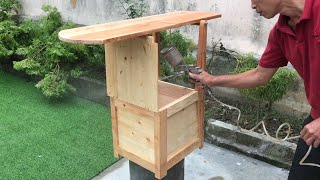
[[206, 39, 242, 76], [13, 6, 104, 98], [36, 70, 76, 98], [0, 0, 21, 22], [160, 31, 196, 58], [118, 0, 148, 19], [159, 30, 196, 77], [86, 45, 105, 68], [0, 0, 22, 61], [0, 20, 21, 60], [233, 54, 297, 112]]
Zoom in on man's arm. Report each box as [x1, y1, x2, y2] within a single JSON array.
[[189, 65, 278, 88]]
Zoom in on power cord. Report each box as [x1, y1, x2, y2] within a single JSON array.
[[205, 86, 319, 168]]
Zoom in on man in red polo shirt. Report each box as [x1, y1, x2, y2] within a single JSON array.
[[190, 0, 320, 179]]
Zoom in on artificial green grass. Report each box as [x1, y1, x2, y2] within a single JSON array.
[[0, 70, 117, 179]]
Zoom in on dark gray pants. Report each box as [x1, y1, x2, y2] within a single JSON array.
[[288, 115, 320, 180]]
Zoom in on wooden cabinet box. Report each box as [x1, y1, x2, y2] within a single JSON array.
[[58, 11, 221, 179], [112, 80, 200, 178], [106, 36, 201, 178]]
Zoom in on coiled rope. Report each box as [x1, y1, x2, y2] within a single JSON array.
[[205, 86, 319, 168]]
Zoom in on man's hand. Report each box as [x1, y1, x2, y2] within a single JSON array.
[[189, 70, 213, 86], [300, 117, 320, 148], [188, 66, 278, 89]]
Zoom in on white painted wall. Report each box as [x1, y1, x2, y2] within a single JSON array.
[[19, 0, 278, 56]]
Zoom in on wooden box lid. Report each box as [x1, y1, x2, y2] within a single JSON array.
[[58, 11, 221, 44]]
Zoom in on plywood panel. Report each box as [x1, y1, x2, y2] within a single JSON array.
[[117, 107, 155, 163], [59, 11, 221, 44], [167, 103, 198, 156], [107, 36, 159, 111]]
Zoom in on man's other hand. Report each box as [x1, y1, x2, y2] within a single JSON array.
[[300, 117, 320, 148]]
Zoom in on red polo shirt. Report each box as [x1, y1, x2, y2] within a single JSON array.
[[259, 0, 320, 119]]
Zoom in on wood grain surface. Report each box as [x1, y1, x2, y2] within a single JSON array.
[[59, 11, 221, 44]]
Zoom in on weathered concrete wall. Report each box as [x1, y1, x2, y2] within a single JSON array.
[[19, 0, 126, 24], [19, 0, 276, 55], [164, 0, 278, 56]]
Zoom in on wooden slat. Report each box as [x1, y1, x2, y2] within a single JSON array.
[[160, 91, 198, 117], [158, 80, 196, 110], [167, 139, 201, 170], [154, 110, 168, 179], [107, 36, 159, 111], [117, 107, 155, 164], [110, 98, 119, 158], [115, 99, 155, 118], [105, 44, 117, 97], [152, 32, 161, 78], [59, 11, 221, 44], [167, 103, 198, 156], [118, 147, 155, 172], [196, 20, 208, 149], [159, 81, 194, 98], [159, 93, 177, 109]]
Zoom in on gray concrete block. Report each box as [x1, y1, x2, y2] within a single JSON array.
[[205, 119, 297, 168], [71, 76, 109, 106]]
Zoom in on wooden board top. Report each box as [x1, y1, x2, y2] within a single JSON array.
[[58, 11, 221, 44]]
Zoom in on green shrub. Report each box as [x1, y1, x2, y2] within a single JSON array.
[[36, 71, 76, 98], [3, 1, 193, 98], [160, 31, 196, 58], [0, 0, 21, 21], [13, 6, 104, 98], [0, 0, 22, 60], [159, 31, 196, 77], [118, 0, 148, 19], [233, 54, 297, 110], [0, 20, 21, 59]]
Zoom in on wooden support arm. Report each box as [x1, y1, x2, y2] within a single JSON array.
[[196, 20, 208, 149]]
